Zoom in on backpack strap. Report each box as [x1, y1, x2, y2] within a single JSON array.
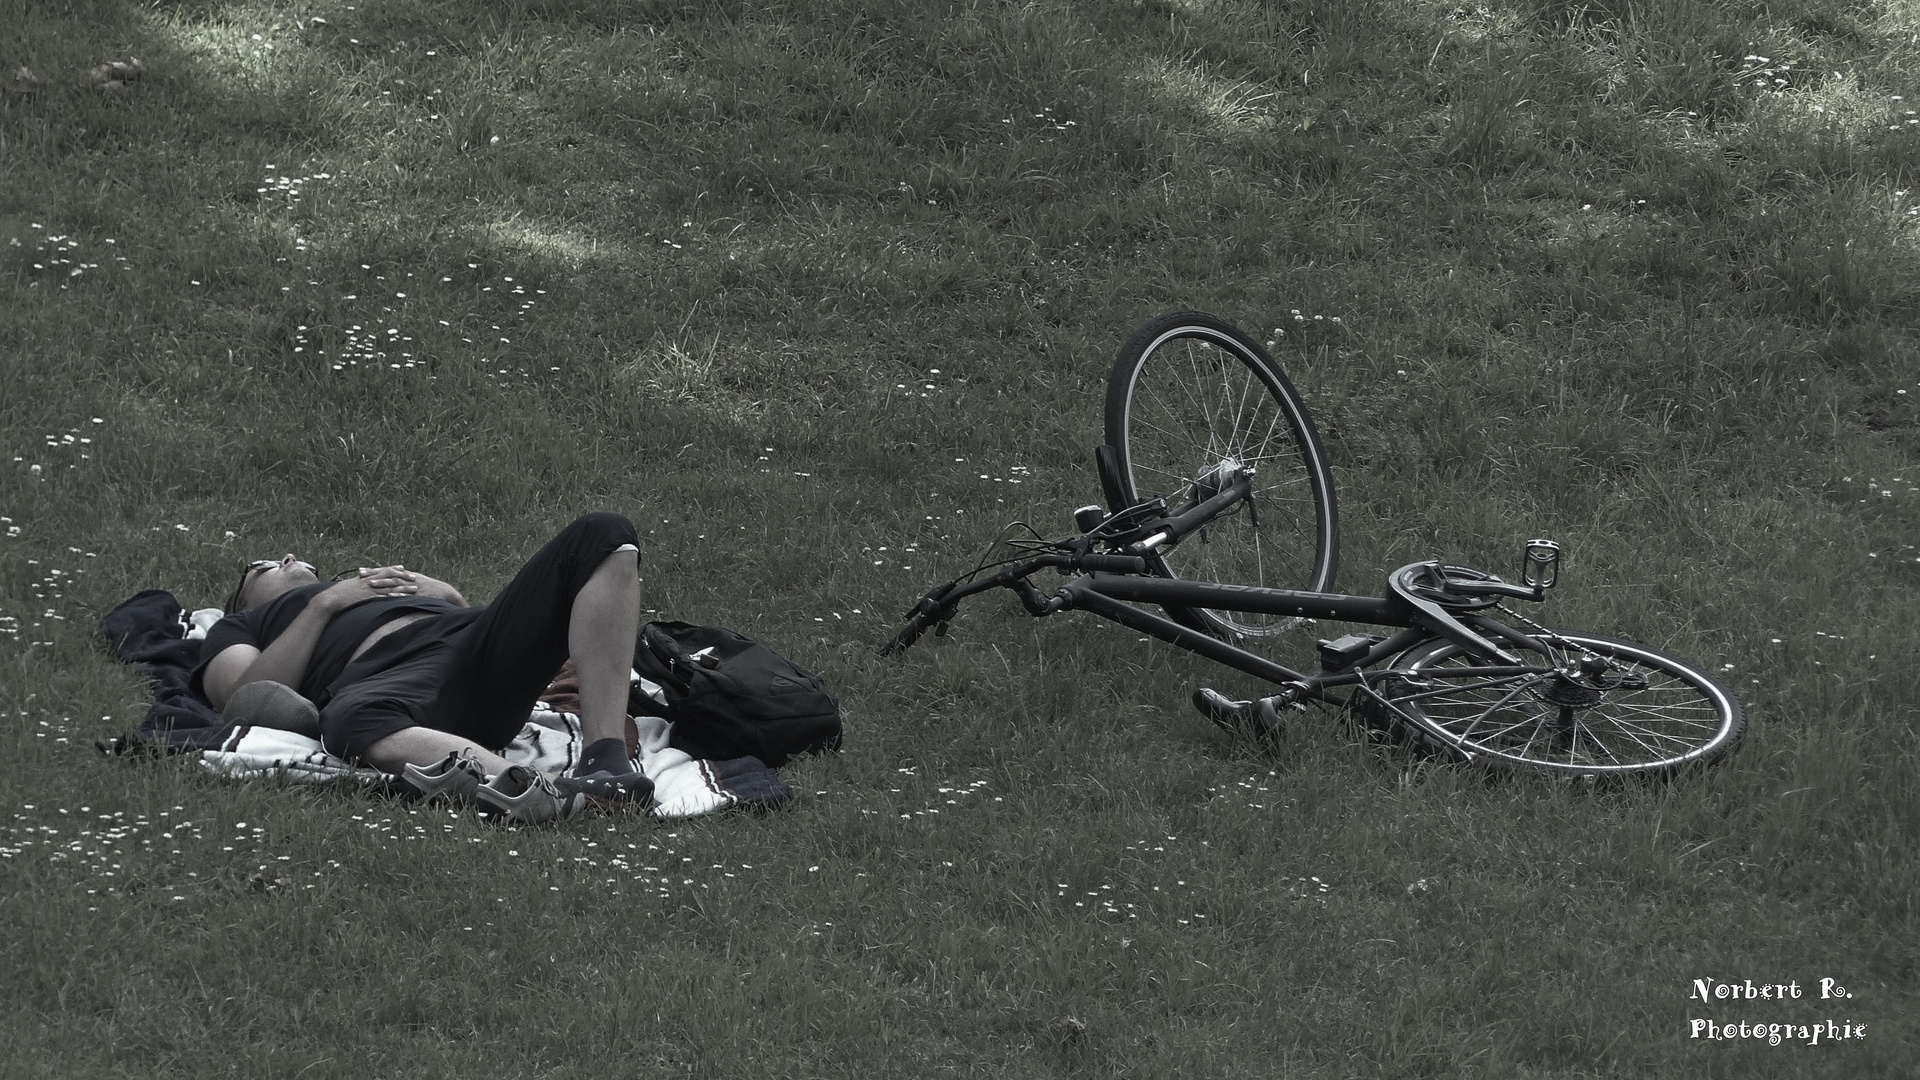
[[639, 622, 717, 693]]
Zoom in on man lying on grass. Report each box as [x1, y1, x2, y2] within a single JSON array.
[[192, 512, 647, 823]]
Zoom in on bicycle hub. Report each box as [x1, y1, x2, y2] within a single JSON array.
[[1538, 673, 1605, 708], [1192, 458, 1244, 502]]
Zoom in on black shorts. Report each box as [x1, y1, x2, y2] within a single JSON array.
[[316, 511, 639, 761]]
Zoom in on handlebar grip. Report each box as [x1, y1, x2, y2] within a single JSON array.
[[882, 582, 961, 657], [882, 616, 929, 657], [1080, 554, 1148, 575]]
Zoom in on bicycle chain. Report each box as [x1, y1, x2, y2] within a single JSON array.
[[1334, 602, 1600, 723], [1493, 602, 1604, 667], [1328, 604, 1612, 757]]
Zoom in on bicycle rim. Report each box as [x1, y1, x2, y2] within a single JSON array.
[[1105, 312, 1338, 637], [1377, 631, 1745, 777]]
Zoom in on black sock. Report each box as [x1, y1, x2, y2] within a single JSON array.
[[576, 736, 631, 776]]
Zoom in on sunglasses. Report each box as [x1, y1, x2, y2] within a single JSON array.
[[222, 559, 317, 614]]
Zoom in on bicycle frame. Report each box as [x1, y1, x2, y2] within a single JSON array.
[[1052, 563, 1564, 694], [887, 457, 1595, 741], [1056, 574, 1410, 688], [894, 536, 1568, 703]]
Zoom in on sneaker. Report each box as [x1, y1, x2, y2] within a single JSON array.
[[401, 751, 486, 804], [474, 765, 587, 824], [556, 762, 654, 809]]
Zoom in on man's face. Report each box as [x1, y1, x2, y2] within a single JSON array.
[[233, 554, 318, 611]]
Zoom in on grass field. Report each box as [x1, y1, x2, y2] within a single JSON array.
[[3, 0, 1917, 1075]]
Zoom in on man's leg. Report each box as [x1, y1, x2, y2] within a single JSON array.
[[423, 512, 644, 767], [362, 726, 516, 777], [568, 545, 641, 771], [319, 644, 518, 776]]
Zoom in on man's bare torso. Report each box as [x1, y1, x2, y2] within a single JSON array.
[[347, 610, 436, 663]]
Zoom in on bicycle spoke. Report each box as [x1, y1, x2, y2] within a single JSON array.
[[1179, 344, 1222, 460], [1601, 700, 1724, 725], [1511, 706, 1552, 762], [1590, 718, 1688, 759], [1590, 712, 1724, 748], [1109, 314, 1338, 634], [1129, 415, 1226, 480], [1437, 680, 1543, 746], [1135, 391, 1221, 471], [1226, 359, 1259, 458], [1570, 721, 1622, 766], [1144, 349, 1205, 449], [1377, 632, 1742, 774], [1453, 709, 1545, 750]]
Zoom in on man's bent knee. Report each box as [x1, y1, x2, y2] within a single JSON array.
[[562, 511, 639, 551]]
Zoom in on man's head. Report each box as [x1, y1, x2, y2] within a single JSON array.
[[223, 554, 319, 613]]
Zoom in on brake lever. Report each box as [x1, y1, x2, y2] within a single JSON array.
[[904, 580, 958, 619]]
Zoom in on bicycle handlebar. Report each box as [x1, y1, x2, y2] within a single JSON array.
[[884, 477, 1261, 656], [1130, 472, 1252, 552], [884, 548, 1153, 656], [882, 581, 958, 656]]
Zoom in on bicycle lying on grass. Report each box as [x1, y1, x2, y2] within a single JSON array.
[[885, 311, 1745, 779]]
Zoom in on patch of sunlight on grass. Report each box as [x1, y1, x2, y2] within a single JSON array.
[[485, 217, 629, 268], [1406, 0, 1528, 45], [619, 337, 718, 403], [1130, 56, 1276, 133], [140, 1, 299, 80]]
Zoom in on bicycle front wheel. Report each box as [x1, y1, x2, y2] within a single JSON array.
[[1103, 311, 1339, 637], [1370, 630, 1746, 778]]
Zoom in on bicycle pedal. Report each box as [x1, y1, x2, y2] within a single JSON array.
[[1193, 687, 1248, 728], [1192, 688, 1286, 743], [1247, 697, 1286, 742]]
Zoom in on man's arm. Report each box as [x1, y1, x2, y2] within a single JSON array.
[[202, 599, 338, 710], [203, 567, 424, 709]]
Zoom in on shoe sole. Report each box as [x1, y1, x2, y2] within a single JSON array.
[[401, 755, 484, 804], [474, 767, 586, 823], [472, 797, 585, 824]]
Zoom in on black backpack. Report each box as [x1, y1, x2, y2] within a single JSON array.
[[629, 621, 842, 768]]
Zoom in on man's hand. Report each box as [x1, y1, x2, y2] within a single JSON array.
[[320, 565, 467, 608], [399, 569, 467, 607], [312, 565, 421, 613]]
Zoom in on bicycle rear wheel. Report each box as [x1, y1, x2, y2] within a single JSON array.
[[1103, 311, 1338, 637], [1368, 630, 1745, 778]]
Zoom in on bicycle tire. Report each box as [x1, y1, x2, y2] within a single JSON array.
[[1367, 630, 1746, 778], [1103, 311, 1339, 637]]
